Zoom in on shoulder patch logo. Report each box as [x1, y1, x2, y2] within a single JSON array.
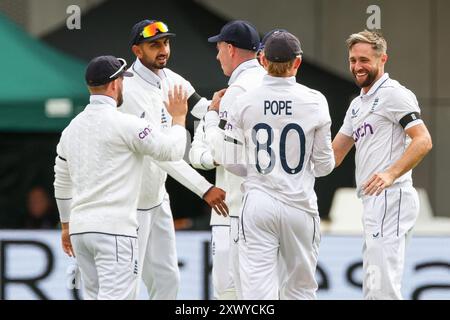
[[139, 126, 152, 139], [161, 108, 168, 125], [140, 112, 145, 119]]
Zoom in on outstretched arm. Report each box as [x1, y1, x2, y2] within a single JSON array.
[[332, 132, 354, 168], [154, 159, 229, 216]]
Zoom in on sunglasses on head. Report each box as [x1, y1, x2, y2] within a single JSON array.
[[141, 21, 169, 39]]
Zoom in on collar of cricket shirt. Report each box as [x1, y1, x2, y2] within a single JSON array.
[[262, 74, 296, 86], [132, 58, 167, 89], [228, 58, 261, 85], [360, 72, 390, 98], [89, 94, 117, 107]]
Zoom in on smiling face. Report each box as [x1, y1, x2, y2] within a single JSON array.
[[349, 42, 387, 93], [133, 37, 171, 72]]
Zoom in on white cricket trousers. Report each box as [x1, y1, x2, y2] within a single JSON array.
[[361, 186, 419, 300], [136, 193, 180, 299], [238, 189, 320, 300], [211, 225, 237, 299], [71, 233, 138, 300]]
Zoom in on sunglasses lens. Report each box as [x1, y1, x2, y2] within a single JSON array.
[[142, 22, 169, 38]]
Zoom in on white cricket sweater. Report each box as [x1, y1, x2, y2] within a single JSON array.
[[54, 95, 186, 236]]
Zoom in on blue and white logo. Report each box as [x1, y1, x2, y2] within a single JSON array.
[[371, 97, 380, 112]]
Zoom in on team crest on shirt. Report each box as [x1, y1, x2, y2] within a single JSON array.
[[371, 98, 380, 112], [161, 108, 168, 125], [133, 260, 138, 275]]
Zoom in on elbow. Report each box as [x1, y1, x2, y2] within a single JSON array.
[[314, 159, 335, 177], [173, 148, 186, 161], [170, 135, 187, 161], [188, 151, 200, 169], [417, 135, 433, 156], [162, 143, 185, 162], [426, 136, 433, 153]]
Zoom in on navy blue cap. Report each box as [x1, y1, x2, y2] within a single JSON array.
[[264, 31, 303, 63], [130, 20, 176, 47], [259, 28, 288, 51], [85, 56, 133, 87], [208, 20, 260, 51]]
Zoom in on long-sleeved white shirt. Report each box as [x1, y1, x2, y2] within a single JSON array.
[[118, 59, 213, 211], [190, 59, 266, 223], [223, 75, 335, 216], [338, 73, 423, 197], [53, 95, 186, 236]]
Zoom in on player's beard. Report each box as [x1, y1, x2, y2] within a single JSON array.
[[352, 67, 379, 89], [117, 89, 123, 107], [142, 54, 168, 71]]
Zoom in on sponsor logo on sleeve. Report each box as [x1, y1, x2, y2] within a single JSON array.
[[139, 127, 152, 139]]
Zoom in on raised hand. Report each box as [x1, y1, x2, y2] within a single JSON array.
[[164, 84, 188, 126]]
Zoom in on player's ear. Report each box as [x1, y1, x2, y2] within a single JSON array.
[[228, 43, 235, 57], [109, 79, 118, 92], [132, 44, 143, 59], [381, 53, 388, 64], [261, 54, 269, 69], [294, 56, 302, 69]]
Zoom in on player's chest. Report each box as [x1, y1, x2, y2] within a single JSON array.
[[350, 101, 392, 144]]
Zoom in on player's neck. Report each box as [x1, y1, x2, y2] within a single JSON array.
[[148, 66, 160, 75], [362, 72, 385, 94]]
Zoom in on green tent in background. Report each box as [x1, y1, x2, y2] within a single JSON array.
[[0, 12, 88, 132]]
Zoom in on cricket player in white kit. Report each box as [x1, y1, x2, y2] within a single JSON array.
[[54, 56, 189, 300], [190, 20, 265, 299], [223, 31, 335, 300], [332, 30, 433, 299], [120, 20, 228, 299]]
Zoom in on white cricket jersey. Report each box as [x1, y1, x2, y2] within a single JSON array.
[[224, 75, 335, 216], [119, 59, 212, 210], [53, 95, 186, 236], [339, 73, 423, 197], [194, 59, 266, 223]]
